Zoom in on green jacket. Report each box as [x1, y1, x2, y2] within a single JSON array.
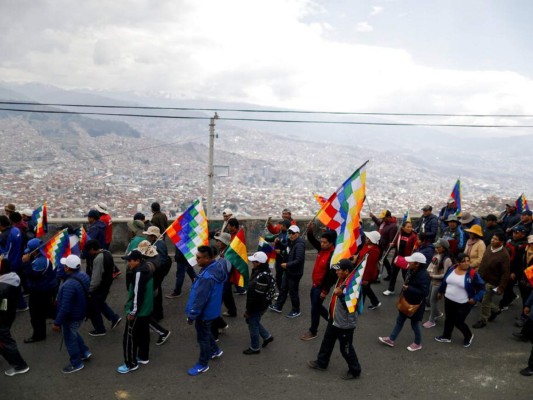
[[125, 261, 154, 317]]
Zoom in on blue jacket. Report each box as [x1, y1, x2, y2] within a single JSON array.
[[416, 214, 439, 242], [86, 220, 107, 250], [286, 237, 306, 277], [0, 226, 23, 272], [24, 254, 58, 293], [438, 266, 485, 303], [186, 259, 227, 321], [54, 270, 90, 325]]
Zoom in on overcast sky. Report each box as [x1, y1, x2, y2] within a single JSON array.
[[1, 0, 533, 131]]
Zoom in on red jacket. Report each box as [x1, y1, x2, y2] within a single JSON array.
[[358, 244, 381, 282], [267, 219, 296, 235], [312, 247, 335, 287], [100, 214, 113, 245]]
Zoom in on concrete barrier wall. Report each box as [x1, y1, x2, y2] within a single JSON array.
[[42, 217, 422, 255]]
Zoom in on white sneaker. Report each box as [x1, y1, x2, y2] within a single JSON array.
[[383, 290, 395, 296]]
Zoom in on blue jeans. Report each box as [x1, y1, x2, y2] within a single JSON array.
[[389, 312, 422, 345], [246, 311, 270, 350], [62, 320, 89, 367], [195, 319, 219, 366], [174, 263, 197, 295], [309, 286, 328, 335]]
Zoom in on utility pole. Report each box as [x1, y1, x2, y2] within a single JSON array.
[[207, 112, 218, 219]]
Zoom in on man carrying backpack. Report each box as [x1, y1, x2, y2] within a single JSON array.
[[242, 251, 274, 355], [85, 239, 121, 336]]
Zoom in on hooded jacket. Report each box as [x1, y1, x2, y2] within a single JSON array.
[[186, 259, 227, 321], [24, 253, 58, 293]]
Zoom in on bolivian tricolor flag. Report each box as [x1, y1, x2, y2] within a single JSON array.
[[225, 228, 249, 288]]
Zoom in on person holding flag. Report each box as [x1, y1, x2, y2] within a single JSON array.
[[299, 222, 336, 341], [308, 259, 362, 380], [21, 239, 59, 343], [439, 198, 459, 232]]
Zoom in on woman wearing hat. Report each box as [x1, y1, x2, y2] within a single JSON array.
[[423, 239, 452, 329], [379, 252, 430, 351], [464, 225, 486, 270], [435, 253, 485, 347]]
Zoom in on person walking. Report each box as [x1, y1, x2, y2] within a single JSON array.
[[308, 259, 362, 380], [52, 255, 91, 374], [242, 252, 274, 354], [435, 253, 485, 347], [378, 253, 430, 351]]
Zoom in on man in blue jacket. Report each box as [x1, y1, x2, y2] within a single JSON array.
[[269, 225, 306, 318], [186, 245, 227, 376], [52, 255, 91, 374], [416, 205, 439, 242], [22, 239, 59, 343]]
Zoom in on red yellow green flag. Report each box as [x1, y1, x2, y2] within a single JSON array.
[[224, 228, 249, 287]]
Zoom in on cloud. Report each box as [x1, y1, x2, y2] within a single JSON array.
[[370, 6, 384, 16], [356, 22, 374, 32], [0, 0, 533, 130]]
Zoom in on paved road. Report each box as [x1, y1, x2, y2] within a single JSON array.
[[3, 253, 531, 400]]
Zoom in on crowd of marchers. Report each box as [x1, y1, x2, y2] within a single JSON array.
[[0, 200, 533, 379]]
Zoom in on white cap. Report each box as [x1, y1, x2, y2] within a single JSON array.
[[21, 208, 33, 217], [288, 225, 300, 233], [60, 254, 81, 269], [405, 252, 427, 264], [365, 231, 381, 245], [222, 208, 233, 216], [248, 251, 268, 263]]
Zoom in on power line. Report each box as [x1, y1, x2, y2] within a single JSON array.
[[7, 134, 206, 170], [0, 100, 532, 118], [1, 106, 532, 128]]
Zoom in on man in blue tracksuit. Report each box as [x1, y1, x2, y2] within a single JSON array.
[[186, 245, 227, 376], [52, 255, 91, 374]]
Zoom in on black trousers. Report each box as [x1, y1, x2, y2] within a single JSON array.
[[0, 322, 27, 369], [123, 316, 150, 367], [222, 280, 237, 316], [276, 273, 301, 313], [442, 298, 473, 341], [28, 290, 55, 340], [153, 259, 172, 320], [362, 283, 379, 307], [387, 265, 407, 292], [316, 320, 361, 376]]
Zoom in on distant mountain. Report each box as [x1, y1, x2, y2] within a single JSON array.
[[0, 83, 141, 139]]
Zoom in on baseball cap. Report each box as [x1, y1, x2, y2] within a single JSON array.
[[331, 259, 352, 271], [248, 251, 268, 263], [288, 225, 300, 233], [60, 254, 81, 269], [122, 250, 143, 261], [405, 252, 427, 264]]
